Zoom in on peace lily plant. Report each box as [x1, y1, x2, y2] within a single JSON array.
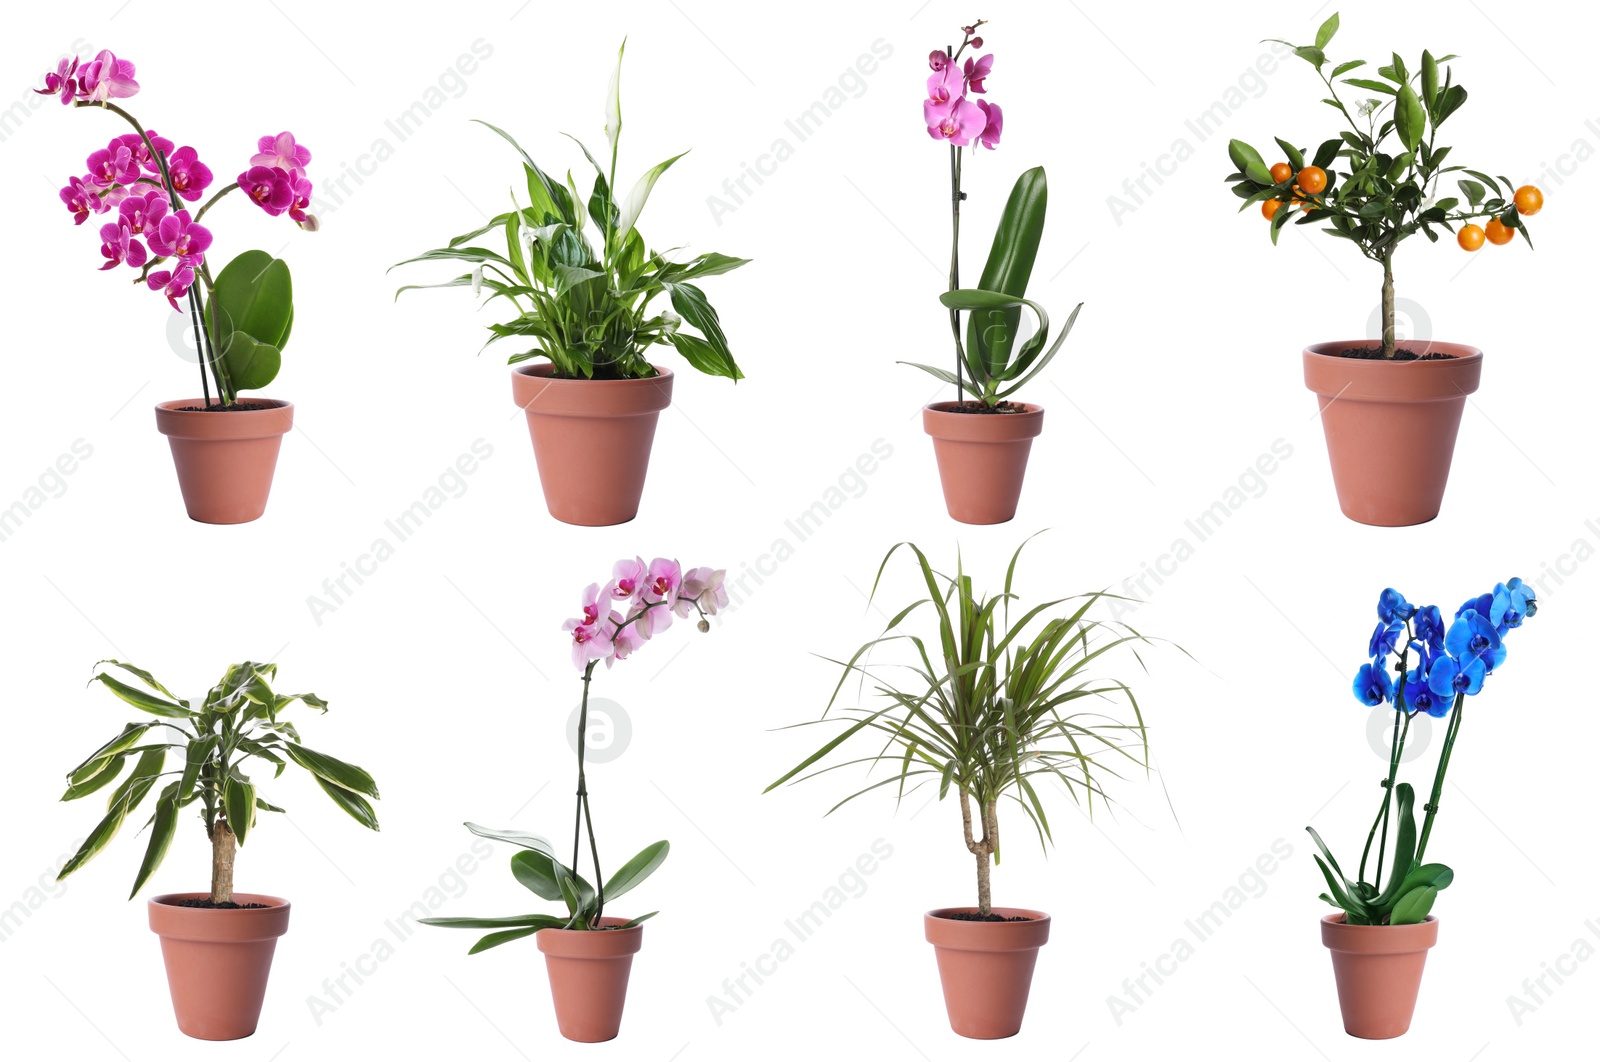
[[1313, 580, 1537, 1039], [767, 539, 1164, 1039], [909, 20, 1081, 524], [38, 49, 314, 523], [393, 42, 749, 526], [56, 660, 378, 1040], [424, 558, 730, 1043], [1223, 14, 1546, 526]]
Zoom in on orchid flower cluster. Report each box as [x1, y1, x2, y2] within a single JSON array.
[[1308, 579, 1540, 927], [564, 558, 729, 671], [923, 24, 1001, 149], [38, 49, 314, 407]]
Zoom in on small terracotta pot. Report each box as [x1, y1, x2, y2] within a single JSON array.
[[1303, 341, 1482, 526], [511, 365, 673, 526], [536, 918, 643, 1042], [154, 399, 293, 524], [922, 403, 1044, 524], [1321, 913, 1438, 1039], [924, 907, 1051, 1039], [148, 893, 291, 1040]]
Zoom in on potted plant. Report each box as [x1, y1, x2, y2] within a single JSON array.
[[421, 559, 731, 1042], [1310, 580, 1536, 1038], [905, 20, 1082, 525], [55, 660, 380, 1040], [766, 539, 1163, 1038], [37, 50, 318, 524], [1224, 13, 1544, 526], [392, 43, 749, 527]]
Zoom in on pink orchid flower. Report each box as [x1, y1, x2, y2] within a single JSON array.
[[86, 143, 140, 188], [607, 557, 648, 605], [926, 64, 965, 108], [98, 219, 147, 271], [36, 57, 81, 105], [165, 146, 213, 201], [610, 610, 650, 663], [975, 100, 1003, 150], [925, 98, 986, 146], [928, 49, 948, 72], [118, 191, 168, 235], [78, 50, 139, 102], [675, 567, 729, 617], [564, 616, 615, 670], [114, 130, 174, 174], [238, 165, 294, 215], [147, 209, 212, 262], [963, 54, 993, 93], [577, 583, 606, 628], [147, 264, 195, 310], [287, 172, 314, 225], [251, 131, 312, 176], [59, 176, 106, 225]]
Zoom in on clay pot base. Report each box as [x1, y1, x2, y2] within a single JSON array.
[[154, 399, 293, 524], [922, 402, 1044, 525], [537, 918, 643, 1042], [925, 907, 1051, 1039], [148, 892, 290, 1040], [1303, 340, 1482, 526], [1321, 914, 1439, 1039]]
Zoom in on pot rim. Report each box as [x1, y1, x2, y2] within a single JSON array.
[[512, 363, 675, 384], [155, 397, 294, 412], [148, 892, 292, 942], [923, 400, 1044, 416], [535, 917, 644, 958], [150, 891, 291, 911], [1320, 912, 1439, 954], [924, 907, 1052, 951], [1302, 339, 1482, 362]]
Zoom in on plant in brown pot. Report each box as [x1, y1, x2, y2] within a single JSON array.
[[1310, 580, 1536, 1038], [1226, 13, 1544, 526], [392, 43, 749, 527], [422, 556, 731, 1042], [906, 20, 1082, 525], [766, 538, 1166, 1039], [36, 50, 318, 524], [56, 660, 380, 1040]]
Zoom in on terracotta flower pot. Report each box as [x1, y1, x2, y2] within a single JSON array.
[[154, 399, 293, 524], [511, 365, 673, 526], [147, 893, 291, 1040], [922, 403, 1044, 524], [536, 918, 643, 1042], [1321, 913, 1438, 1039], [1303, 341, 1482, 526], [924, 907, 1051, 1039]]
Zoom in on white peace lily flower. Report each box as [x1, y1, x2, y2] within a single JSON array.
[[470, 264, 483, 297], [660, 311, 682, 336]]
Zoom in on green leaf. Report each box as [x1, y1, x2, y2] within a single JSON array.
[[668, 283, 741, 380], [1274, 137, 1305, 173], [1459, 179, 1486, 208], [129, 784, 180, 897], [468, 926, 544, 953], [1227, 140, 1274, 185], [61, 753, 127, 801], [1395, 84, 1426, 150], [658, 252, 750, 282], [603, 841, 668, 902], [1294, 46, 1327, 67], [616, 151, 689, 240], [465, 822, 554, 854], [1342, 77, 1396, 95], [471, 119, 576, 227], [1397, 862, 1454, 894], [312, 773, 379, 831], [57, 795, 132, 880], [67, 722, 155, 785], [966, 166, 1046, 382], [1330, 59, 1365, 77], [209, 251, 294, 352], [216, 331, 282, 392], [1421, 50, 1439, 114], [510, 848, 564, 901], [419, 914, 566, 930], [1436, 84, 1468, 124], [92, 672, 191, 718], [178, 736, 216, 802], [282, 744, 380, 799], [224, 774, 256, 847], [1311, 138, 1343, 170], [1314, 12, 1339, 49], [667, 332, 739, 381], [1373, 783, 1420, 909], [619, 911, 657, 929], [1391, 885, 1437, 925]]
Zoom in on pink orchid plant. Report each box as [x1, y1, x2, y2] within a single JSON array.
[[906, 21, 1078, 410], [37, 50, 316, 408]]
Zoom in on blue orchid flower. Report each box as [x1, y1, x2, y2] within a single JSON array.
[[1402, 655, 1450, 718], [1353, 661, 1395, 706], [1368, 620, 1404, 660], [1446, 610, 1506, 672], [1412, 604, 1446, 652], [1492, 579, 1536, 630], [1427, 651, 1485, 699], [1378, 588, 1416, 624]]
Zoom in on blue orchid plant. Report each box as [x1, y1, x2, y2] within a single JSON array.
[[1309, 579, 1537, 926]]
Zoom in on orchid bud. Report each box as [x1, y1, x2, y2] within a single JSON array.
[[297, 214, 320, 233], [697, 618, 710, 633], [928, 49, 947, 72], [970, 36, 983, 48]]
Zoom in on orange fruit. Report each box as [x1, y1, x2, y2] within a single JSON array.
[[1484, 218, 1514, 245], [1297, 166, 1328, 195], [1514, 185, 1543, 215], [1457, 224, 1486, 252], [1262, 199, 1283, 220], [1270, 162, 1294, 184]]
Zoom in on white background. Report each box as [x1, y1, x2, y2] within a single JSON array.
[[1, 1, 1594, 1059]]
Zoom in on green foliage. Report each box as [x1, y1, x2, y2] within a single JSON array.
[[766, 537, 1164, 872], [420, 824, 665, 949], [1307, 783, 1454, 925], [206, 250, 294, 395], [905, 168, 1081, 406], [57, 660, 379, 898], [392, 43, 750, 382], [1225, 13, 1534, 260]]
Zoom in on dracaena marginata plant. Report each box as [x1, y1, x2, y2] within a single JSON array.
[[766, 540, 1164, 918], [37, 49, 316, 408], [57, 661, 379, 904], [907, 19, 1081, 409], [1226, 13, 1542, 358], [423, 559, 730, 949], [392, 42, 749, 383], [1311, 580, 1537, 926]]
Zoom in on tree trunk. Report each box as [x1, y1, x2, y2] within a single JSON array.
[[960, 789, 996, 917], [1381, 251, 1396, 358], [210, 821, 236, 904]]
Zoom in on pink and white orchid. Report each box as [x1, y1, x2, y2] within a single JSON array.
[[564, 557, 729, 672], [564, 615, 615, 670], [251, 131, 312, 176], [78, 50, 140, 103], [926, 98, 986, 146], [975, 100, 1003, 150], [607, 556, 648, 605], [963, 54, 993, 93]]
